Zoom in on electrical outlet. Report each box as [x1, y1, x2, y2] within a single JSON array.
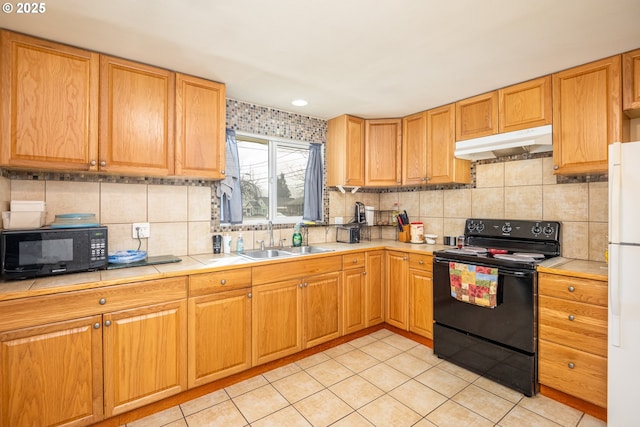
[[132, 222, 150, 239]]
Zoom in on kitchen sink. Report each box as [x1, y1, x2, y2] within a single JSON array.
[[239, 246, 334, 260], [239, 249, 294, 260], [283, 246, 334, 255]]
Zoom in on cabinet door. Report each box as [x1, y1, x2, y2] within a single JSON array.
[[385, 251, 408, 329], [409, 268, 433, 339], [402, 112, 428, 185], [304, 271, 341, 348], [0, 316, 103, 427], [0, 30, 99, 171], [499, 75, 552, 133], [103, 300, 187, 417], [327, 115, 365, 187], [623, 48, 640, 117], [175, 73, 226, 178], [427, 103, 470, 184], [455, 91, 498, 140], [99, 55, 175, 176], [365, 119, 402, 186], [553, 55, 624, 175], [188, 288, 252, 387], [252, 279, 302, 366], [343, 267, 366, 335], [365, 250, 385, 326]]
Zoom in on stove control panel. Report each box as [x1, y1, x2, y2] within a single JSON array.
[[466, 219, 561, 241]]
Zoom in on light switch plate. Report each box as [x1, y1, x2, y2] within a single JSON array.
[[132, 222, 150, 238]]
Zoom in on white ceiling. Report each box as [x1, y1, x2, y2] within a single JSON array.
[[2, 0, 640, 120]]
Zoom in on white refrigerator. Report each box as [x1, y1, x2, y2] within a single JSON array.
[[608, 141, 640, 424]]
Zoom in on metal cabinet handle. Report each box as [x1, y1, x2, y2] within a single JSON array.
[[99, 160, 106, 167], [90, 160, 97, 166], [221, 279, 226, 285], [93, 323, 101, 329], [221, 169, 226, 175], [104, 320, 112, 327], [568, 314, 575, 321], [568, 362, 575, 369], [299, 283, 304, 288], [363, 271, 367, 275], [419, 260, 424, 265], [99, 298, 106, 305], [247, 292, 252, 298], [403, 256, 408, 261], [353, 259, 358, 264], [554, 165, 559, 170], [568, 286, 575, 292]]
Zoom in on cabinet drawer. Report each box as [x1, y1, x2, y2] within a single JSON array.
[[539, 273, 607, 306], [253, 255, 341, 285], [0, 277, 187, 332], [190, 268, 252, 296], [342, 253, 365, 270], [539, 295, 607, 357], [538, 339, 607, 408], [409, 254, 433, 272]]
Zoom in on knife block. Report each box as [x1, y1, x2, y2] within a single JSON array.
[[398, 225, 410, 242]]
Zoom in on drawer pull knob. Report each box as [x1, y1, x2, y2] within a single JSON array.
[[93, 323, 100, 329], [363, 271, 367, 275], [419, 260, 424, 265], [568, 362, 575, 369], [353, 259, 358, 264], [99, 298, 106, 305], [403, 256, 408, 261], [221, 279, 227, 285], [247, 292, 252, 298], [299, 283, 304, 288], [568, 286, 575, 292], [104, 320, 112, 327], [568, 314, 575, 321]]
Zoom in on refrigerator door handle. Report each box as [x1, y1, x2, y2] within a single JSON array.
[[609, 142, 621, 243], [610, 243, 621, 347]]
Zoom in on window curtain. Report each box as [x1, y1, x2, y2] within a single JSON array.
[[303, 143, 323, 221], [217, 129, 243, 224]]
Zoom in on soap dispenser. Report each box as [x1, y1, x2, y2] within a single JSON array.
[[292, 223, 303, 247]]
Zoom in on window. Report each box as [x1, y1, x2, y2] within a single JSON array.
[[231, 133, 312, 224]]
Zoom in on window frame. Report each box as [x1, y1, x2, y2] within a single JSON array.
[[225, 131, 317, 226]]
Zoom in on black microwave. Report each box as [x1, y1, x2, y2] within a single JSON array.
[[1, 226, 108, 279]]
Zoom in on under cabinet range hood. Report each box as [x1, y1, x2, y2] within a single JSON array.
[[454, 125, 552, 161]]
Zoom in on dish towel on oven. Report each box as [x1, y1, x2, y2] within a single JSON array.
[[449, 262, 499, 308]]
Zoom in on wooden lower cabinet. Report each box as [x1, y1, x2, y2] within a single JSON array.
[[342, 253, 366, 335], [252, 270, 341, 366], [385, 251, 409, 329], [252, 279, 303, 366], [408, 253, 433, 339], [538, 272, 608, 408], [188, 288, 252, 387], [0, 315, 103, 427], [365, 250, 385, 326], [0, 277, 188, 427], [103, 299, 187, 417]]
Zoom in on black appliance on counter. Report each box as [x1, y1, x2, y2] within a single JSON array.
[[355, 201, 366, 224], [432, 218, 561, 396], [1, 226, 108, 279]]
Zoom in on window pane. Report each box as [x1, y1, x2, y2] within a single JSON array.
[[276, 144, 308, 220], [237, 139, 268, 221]]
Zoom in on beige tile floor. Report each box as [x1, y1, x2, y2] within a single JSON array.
[[125, 329, 606, 427]]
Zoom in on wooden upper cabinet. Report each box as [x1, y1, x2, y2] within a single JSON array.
[[175, 73, 226, 178], [427, 103, 470, 184], [455, 91, 498, 140], [623, 48, 640, 118], [553, 55, 626, 175], [401, 111, 428, 185], [99, 55, 175, 176], [365, 118, 402, 186], [326, 114, 365, 187], [0, 30, 99, 171], [499, 76, 552, 133]]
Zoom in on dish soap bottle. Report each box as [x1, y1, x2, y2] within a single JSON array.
[[236, 233, 244, 253], [292, 223, 303, 247]]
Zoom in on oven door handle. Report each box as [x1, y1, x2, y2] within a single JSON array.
[[434, 257, 533, 278]]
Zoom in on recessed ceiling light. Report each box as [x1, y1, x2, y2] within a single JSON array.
[[291, 99, 308, 107]]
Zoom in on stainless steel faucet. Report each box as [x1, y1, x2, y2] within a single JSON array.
[[268, 221, 274, 248]]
